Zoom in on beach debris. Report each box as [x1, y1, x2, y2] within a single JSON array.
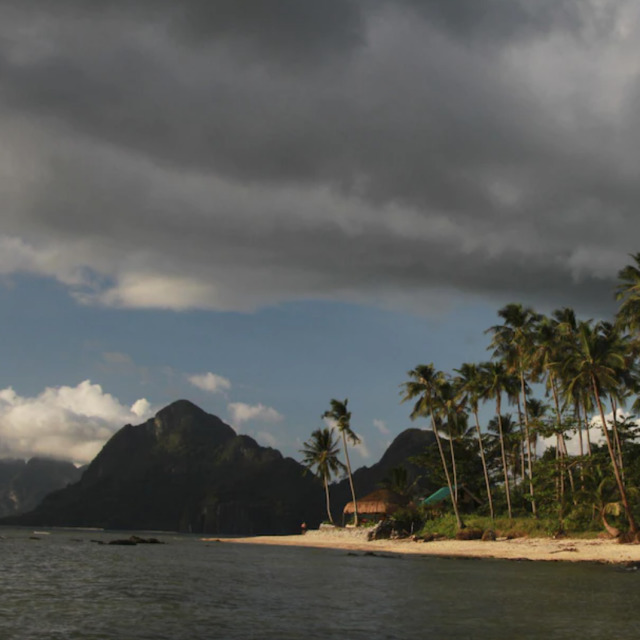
[[108, 535, 165, 546], [455, 528, 483, 541]]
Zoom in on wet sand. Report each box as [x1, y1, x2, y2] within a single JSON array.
[[204, 529, 640, 565]]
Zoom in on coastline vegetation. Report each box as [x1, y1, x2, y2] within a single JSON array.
[[303, 254, 640, 541], [400, 253, 640, 539]]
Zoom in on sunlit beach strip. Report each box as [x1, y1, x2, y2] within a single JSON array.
[[205, 529, 640, 565]]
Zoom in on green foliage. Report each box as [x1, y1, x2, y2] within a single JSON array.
[[418, 514, 589, 539], [391, 506, 424, 534]]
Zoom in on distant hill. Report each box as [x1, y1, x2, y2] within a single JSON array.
[[0, 457, 82, 517], [1, 400, 324, 535], [329, 428, 437, 522], [1, 401, 438, 534]]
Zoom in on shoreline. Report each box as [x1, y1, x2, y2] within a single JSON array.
[[204, 529, 640, 565]]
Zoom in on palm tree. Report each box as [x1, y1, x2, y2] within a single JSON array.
[[553, 307, 594, 455], [481, 360, 514, 520], [487, 303, 539, 516], [616, 252, 640, 335], [454, 362, 494, 520], [487, 413, 520, 483], [322, 398, 360, 526], [564, 321, 637, 533], [401, 364, 464, 529], [435, 379, 466, 503], [300, 428, 346, 524]]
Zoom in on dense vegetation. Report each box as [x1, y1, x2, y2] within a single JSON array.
[[303, 254, 640, 538], [400, 253, 640, 537]]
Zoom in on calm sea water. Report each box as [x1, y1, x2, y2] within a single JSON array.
[[1, 527, 640, 639]]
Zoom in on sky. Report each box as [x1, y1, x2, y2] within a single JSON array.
[[1, 0, 639, 467]]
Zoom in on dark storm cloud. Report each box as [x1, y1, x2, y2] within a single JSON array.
[[397, 0, 604, 41], [0, 0, 638, 316]]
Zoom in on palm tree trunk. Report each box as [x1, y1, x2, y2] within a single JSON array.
[[574, 402, 585, 489], [341, 431, 358, 526], [581, 398, 593, 455], [609, 396, 625, 479], [558, 433, 577, 504], [496, 395, 512, 520], [323, 474, 334, 524], [473, 409, 494, 520], [574, 400, 584, 457], [516, 396, 526, 485], [430, 411, 463, 529], [592, 375, 636, 533], [519, 371, 537, 517], [446, 425, 459, 503]]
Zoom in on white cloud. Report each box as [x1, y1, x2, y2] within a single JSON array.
[[254, 430, 278, 449], [131, 398, 151, 418], [0, 380, 153, 464], [352, 432, 371, 460], [227, 402, 283, 427], [373, 419, 390, 435], [188, 372, 231, 394], [537, 410, 634, 457]]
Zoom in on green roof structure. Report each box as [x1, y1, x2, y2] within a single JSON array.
[[421, 486, 455, 506]]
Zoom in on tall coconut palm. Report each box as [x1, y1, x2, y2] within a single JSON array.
[[401, 364, 464, 529], [300, 428, 346, 524], [481, 360, 514, 520], [435, 379, 466, 503], [487, 303, 540, 516], [454, 362, 495, 520], [553, 307, 593, 454], [600, 321, 639, 477], [564, 321, 637, 533], [322, 398, 360, 526], [487, 413, 520, 483], [616, 252, 640, 335]]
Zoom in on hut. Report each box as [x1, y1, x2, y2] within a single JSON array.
[[342, 489, 409, 525]]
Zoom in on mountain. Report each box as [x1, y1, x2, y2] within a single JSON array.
[[329, 428, 437, 521], [0, 401, 439, 534], [0, 457, 82, 517], [2, 400, 324, 535]]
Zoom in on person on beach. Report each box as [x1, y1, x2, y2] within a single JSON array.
[[301, 522, 307, 535]]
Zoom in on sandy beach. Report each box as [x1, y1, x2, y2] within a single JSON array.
[[205, 529, 640, 565]]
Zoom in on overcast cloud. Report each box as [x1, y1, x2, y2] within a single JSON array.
[[2, 1, 639, 315]]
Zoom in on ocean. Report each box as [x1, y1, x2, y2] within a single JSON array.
[[1, 527, 639, 639]]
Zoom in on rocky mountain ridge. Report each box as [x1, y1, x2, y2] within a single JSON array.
[[1, 400, 436, 534]]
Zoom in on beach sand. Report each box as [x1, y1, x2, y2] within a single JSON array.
[[204, 528, 640, 565]]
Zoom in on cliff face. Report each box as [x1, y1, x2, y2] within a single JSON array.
[[0, 458, 82, 517], [5, 400, 324, 535]]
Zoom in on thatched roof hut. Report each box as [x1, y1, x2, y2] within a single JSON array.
[[343, 489, 408, 516]]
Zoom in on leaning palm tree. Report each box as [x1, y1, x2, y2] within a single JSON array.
[[454, 362, 494, 520], [300, 428, 346, 524], [401, 364, 464, 530], [322, 398, 360, 526], [564, 321, 637, 533]]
